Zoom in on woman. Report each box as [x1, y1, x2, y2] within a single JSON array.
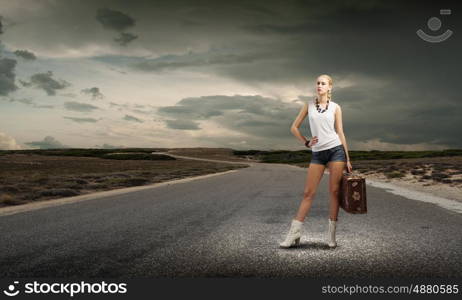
[[280, 74, 353, 248]]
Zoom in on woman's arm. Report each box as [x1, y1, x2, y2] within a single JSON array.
[[290, 102, 309, 144], [334, 105, 351, 161]]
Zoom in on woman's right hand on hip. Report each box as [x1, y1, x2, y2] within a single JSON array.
[[308, 136, 318, 147]]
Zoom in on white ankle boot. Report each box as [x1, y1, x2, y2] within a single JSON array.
[[279, 219, 303, 248], [327, 219, 337, 248]]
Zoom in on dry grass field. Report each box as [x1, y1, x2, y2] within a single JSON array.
[[291, 155, 462, 201], [0, 152, 249, 207]]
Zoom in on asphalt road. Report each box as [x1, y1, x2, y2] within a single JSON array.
[[1, 157, 461, 278]]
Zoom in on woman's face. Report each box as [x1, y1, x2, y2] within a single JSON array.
[[316, 76, 331, 96]]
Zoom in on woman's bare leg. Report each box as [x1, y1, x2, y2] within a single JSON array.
[[327, 161, 346, 221], [294, 163, 326, 222]]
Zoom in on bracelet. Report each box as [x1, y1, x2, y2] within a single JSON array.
[[304, 139, 311, 148]]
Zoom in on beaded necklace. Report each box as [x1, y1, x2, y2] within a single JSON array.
[[315, 97, 329, 113]]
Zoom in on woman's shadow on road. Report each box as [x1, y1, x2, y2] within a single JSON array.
[[279, 241, 337, 250]]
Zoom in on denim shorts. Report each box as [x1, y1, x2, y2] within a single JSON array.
[[310, 144, 347, 166]]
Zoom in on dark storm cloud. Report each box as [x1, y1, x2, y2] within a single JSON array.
[[108, 66, 127, 74], [0, 58, 18, 96], [109, 101, 130, 112], [25, 136, 69, 149], [0, 17, 3, 34], [165, 119, 200, 130], [164, 0, 461, 148], [157, 95, 297, 138], [126, 103, 155, 115], [62, 93, 77, 98], [4, 97, 54, 109], [123, 114, 143, 123], [9, 97, 33, 105], [63, 116, 100, 123], [64, 101, 99, 112], [131, 49, 272, 72], [96, 8, 136, 32], [241, 1, 395, 37], [81, 87, 104, 100], [22, 71, 70, 96], [19, 79, 32, 87], [18, 79, 32, 87], [2, 0, 461, 149], [108, 102, 155, 114], [156, 86, 462, 149], [13, 49, 36, 60], [114, 32, 138, 46], [96, 7, 138, 46], [90, 0, 406, 84]]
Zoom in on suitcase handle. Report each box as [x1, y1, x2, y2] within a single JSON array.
[[343, 170, 364, 178], [343, 170, 360, 176]]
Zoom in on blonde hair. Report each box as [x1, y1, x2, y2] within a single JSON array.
[[317, 74, 333, 101]]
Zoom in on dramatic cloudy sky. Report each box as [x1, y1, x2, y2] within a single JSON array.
[[0, 0, 460, 150]]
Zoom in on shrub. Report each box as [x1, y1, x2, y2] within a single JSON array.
[[0, 194, 25, 206], [33, 177, 49, 184], [101, 153, 175, 160], [74, 179, 89, 185], [430, 173, 450, 182], [410, 169, 425, 175], [120, 178, 149, 186], [385, 171, 405, 178], [0, 186, 20, 193], [430, 173, 449, 179], [35, 188, 80, 198]]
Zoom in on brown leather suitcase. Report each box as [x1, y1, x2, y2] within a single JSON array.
[[339, 172, 367, 214]]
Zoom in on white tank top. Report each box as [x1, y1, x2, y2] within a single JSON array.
[[307, 99, 342, 152]]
